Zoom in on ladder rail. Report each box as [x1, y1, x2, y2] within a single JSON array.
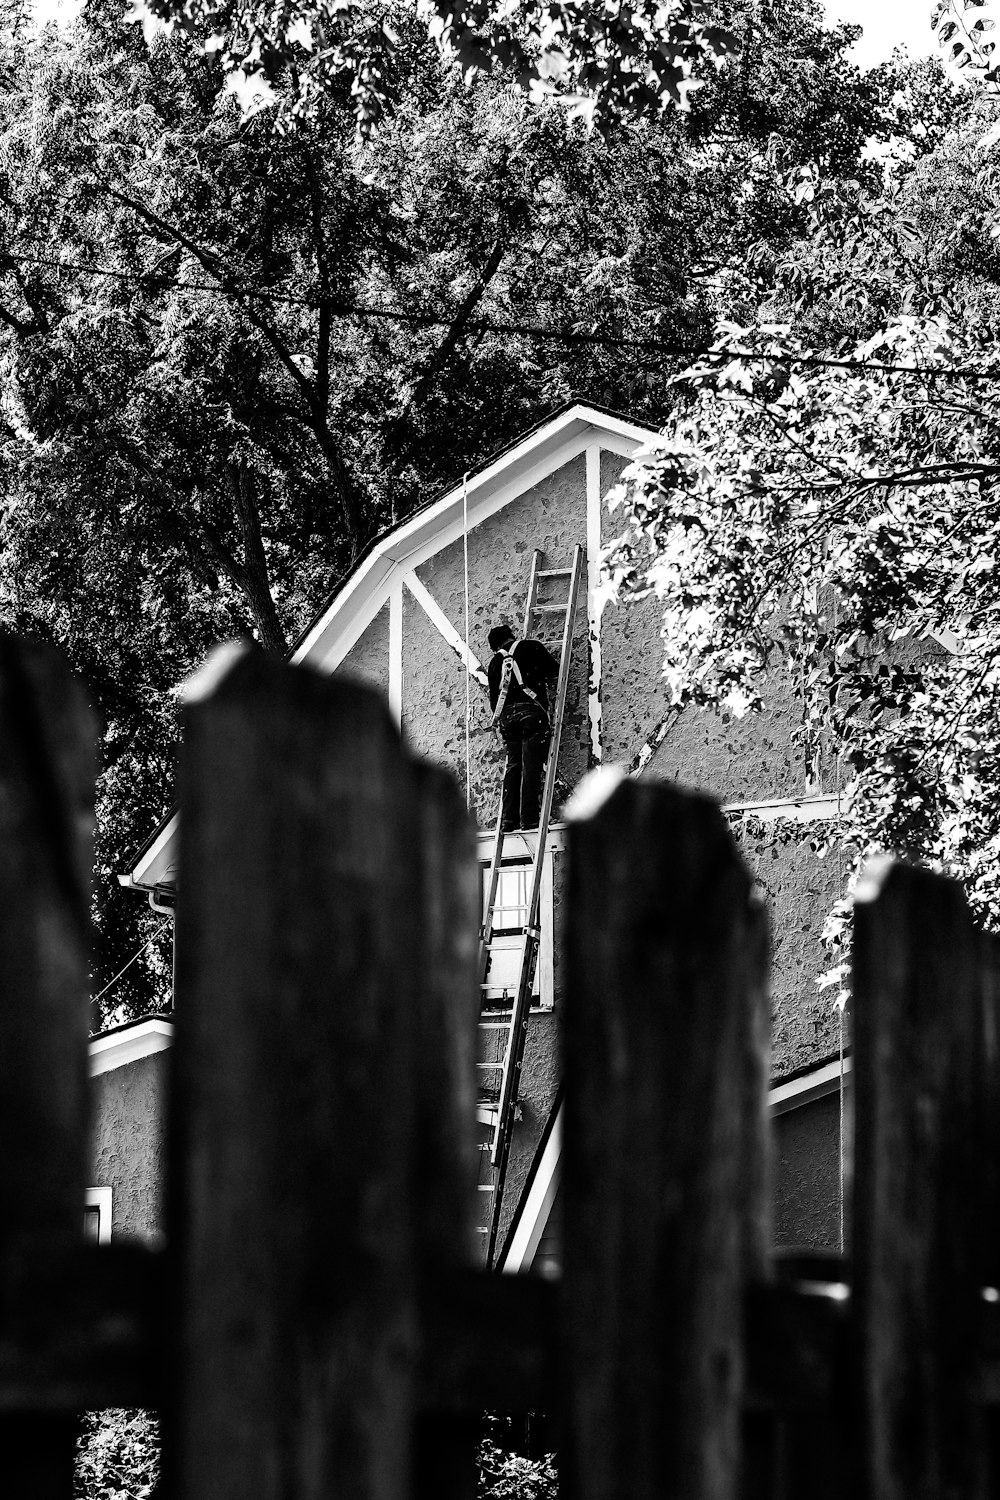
[[484, 543, 585, 1267], [521, 548, 543, 639], [478, 549, 544, 981]]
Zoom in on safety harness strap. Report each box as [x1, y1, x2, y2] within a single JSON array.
[[490, 642, 543, 728]]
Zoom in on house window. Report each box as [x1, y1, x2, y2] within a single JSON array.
[[85, 1187, 112, 1244], [481, 851, 554, 1011]]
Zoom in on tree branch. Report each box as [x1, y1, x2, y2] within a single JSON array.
[[384, 228, 509, 487]]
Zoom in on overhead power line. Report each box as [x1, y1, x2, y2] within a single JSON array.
[[6, 243, 1000, 385], [92, 925, 167, 1003]]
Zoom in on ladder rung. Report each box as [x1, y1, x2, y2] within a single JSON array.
[[537, 568, 572, 578], [478, 1020, 513, 1029], [477, 1184, 495, 1193], [532, 603, 569, 612], [476, 1062, 503, 1070]]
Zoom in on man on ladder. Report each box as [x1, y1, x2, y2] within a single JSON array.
[[486, 623, 559, 833]]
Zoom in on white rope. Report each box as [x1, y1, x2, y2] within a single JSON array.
[[463, 470, 472, 809]]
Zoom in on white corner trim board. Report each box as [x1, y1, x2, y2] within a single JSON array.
[[89, 1017, 174, 1077], [586, 443, 604, 768], [85, 1186, 113, 1243], [388, 579, 403, 728]]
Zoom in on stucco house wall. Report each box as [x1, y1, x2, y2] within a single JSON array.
[[89, 1050, 167, 1242], [121, 404, 850, 1268]]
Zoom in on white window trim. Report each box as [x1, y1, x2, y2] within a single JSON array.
[[85, 1187, 113, 1244], [478, 828, 562, 1012]]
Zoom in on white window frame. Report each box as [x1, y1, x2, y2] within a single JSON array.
[[85, 1186, 113, 1244], [478, 827, 562, 1013]]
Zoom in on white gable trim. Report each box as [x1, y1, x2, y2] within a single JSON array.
[[770, 1055, 851, 1115], [90, 1017, 174, 1076], [500, 1052, 850, 1276], [123, 406, 656, 894], [501, 1099, 563, 1275], [293, 406, 654, 674]]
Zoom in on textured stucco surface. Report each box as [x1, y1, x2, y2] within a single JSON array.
[[734, 823, 846, 1077], [89, 1052, 166, 1241], [773, 1091, 842, 1252], [336, 602, 389, 692], [599, 446, 812, 799], [646, 665, 810, 804], [402, 586, 503, 824], [598, 450, 672, 769], [414, 456, 590, 813]]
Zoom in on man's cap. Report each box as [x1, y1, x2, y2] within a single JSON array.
[[488, 624, 516, 652]]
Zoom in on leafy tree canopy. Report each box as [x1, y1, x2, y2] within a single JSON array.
[[0, 0, 902, 1019], [125, 0, 740, 134], [606, 61, 1000, 994]]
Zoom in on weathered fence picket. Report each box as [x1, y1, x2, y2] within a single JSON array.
[[0, 638, 94, 1496], [3, 634, 1000, 1499], [852, 859, 988, 1500], [562, 771, 769, 1500], [171, 646, 442, 1500]]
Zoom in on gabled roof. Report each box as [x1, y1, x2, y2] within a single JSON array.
[[121, 401, 656, 895], [289, 401, 654, 674]]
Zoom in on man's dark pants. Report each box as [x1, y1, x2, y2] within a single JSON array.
[[499, 703, 550, 831]]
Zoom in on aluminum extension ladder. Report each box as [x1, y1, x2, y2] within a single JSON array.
[[477, 544, 585, 1268]]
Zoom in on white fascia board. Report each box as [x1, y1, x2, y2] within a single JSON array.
[[293, 556, 398, 671], [89, 1018, 174, 1076], [304, 438, 593, 672], [598, 431, 653, 460], [295, 409, 657, 673], [122, 815, 180, 893], [770, 1056, 851, 1115], [725, 794, 846, 823]]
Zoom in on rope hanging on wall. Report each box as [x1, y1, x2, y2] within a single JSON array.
[[463, 471, 472, 811]]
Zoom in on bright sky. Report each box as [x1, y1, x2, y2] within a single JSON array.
[[31, 0, 940, 47], [30, 0, 943, 68], [823, 0, 937, 66]]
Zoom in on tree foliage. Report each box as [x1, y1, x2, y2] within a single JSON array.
[[125, 0, 739, 134], [0, 0, 901, 1018], [75, 1409, 160, 1499], [606, 68, 1000, 993], [934, 0, 1000, 93]]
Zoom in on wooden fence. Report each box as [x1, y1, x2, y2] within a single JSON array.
[[2, 631, 1000, 1498]]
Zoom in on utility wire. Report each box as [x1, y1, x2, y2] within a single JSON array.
[[92, 927, 166, 1003], [8, 244, 1000, 385]]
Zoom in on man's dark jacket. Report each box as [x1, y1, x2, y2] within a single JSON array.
[[487, 638, 559, 715]]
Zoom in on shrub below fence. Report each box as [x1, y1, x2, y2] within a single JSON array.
[[3, 633, 1000, 1500]]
